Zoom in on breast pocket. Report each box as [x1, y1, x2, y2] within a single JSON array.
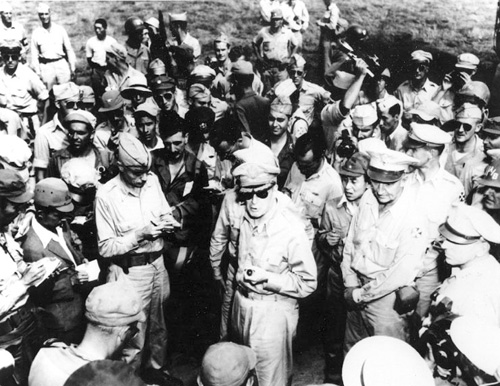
[[372, 230, 399, 268], [263, 252, 287, 274], [300, 190, 324, 220], [116, 220, 137, 236]]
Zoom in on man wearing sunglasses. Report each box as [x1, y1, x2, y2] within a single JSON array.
[[151, 75, 188, 118], [33, 82, 80, 182], [287, 54, 331, 126], [444, 104, 485, 179], [29, 281, 146, 386], [231, 160, 316, 386], [395, 50, 439, 116]]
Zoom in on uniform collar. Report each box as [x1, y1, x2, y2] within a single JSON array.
[[32, 217, 60, 249]]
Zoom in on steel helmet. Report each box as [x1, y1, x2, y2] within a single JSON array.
[[124, 16, 145, 35], [345, 25, 368, 45]]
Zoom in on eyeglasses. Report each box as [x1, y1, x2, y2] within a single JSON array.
[[288, 70, 304, 76], [413, 64, 428, 71], [2, 54, 19, 61], [239, 185, 274, 201], [448, 120, 477, 132], [65, 101, 84, 109]]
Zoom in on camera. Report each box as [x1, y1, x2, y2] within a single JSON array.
[[336, 129, 357, 159]]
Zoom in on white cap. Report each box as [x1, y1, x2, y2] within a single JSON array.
[[37, 3, 50, 13], [407, 123, 452, 147], [352, 104, 378, 127], [367, 148, 418, 182]]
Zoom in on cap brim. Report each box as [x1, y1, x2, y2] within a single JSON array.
[[482, 127, 500, 136], [438, 223, 478, 245], [367, 168, 403, 183], [456, 64, 476, 70], [121, 88, 152, 99], [98, 104, 123, 112], [7, 190, 34, 204], [55, 202, 74, 213], [477, 178, 500, 189], [403, 137, 426, 149], [339, 169, 364, 177]]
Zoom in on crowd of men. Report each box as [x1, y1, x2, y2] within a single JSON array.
[[1, 1, 500, 386]]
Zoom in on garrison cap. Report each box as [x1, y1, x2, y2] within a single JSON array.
[[188, 83, 211, 100], [367, 148, 418, 183], [79, 85, 95, 104], [199, 343, 257, 386], [191, 65, 216, 79], [0, 169, 33, 203], [483, 117, 500, 136], [0, 39, 21, 54], [230, 60, 254, 76], [34, 178, 74, 212], [63, 110, 97, 130], [477, 159, 500, 189], [270, 96, 292, 116], [85, 281, 146, 326], [149, 58, 166, 76], [289, 53, 306, 70], [410, 50, 432, 63], [455, 53, 480, 70], [134, 101, 159, 119], [120, 74, 152, 99], [233, 162, 280, 190], [99, 90, 125, 112], [352, 104, 378, 127], [450, 316, 500, 378], [169, 12, 187, 22], [404, 123, 451, 148], [377, 95, 402, 115], [274, 78, 297, 98], [439, 202, 500, 244], [118, 132, 151, 169], [408, 100, 443, 122], [53, 82, 80, 102], [339, 152, 370, 178], [150, 75, 176, 91], [105, 42, 127, 61], [457, 81, 490, 105], [353, 337, 434, 386], [63, 360, 145, 386], [454, 103, 483, 120], [214, 32, 230, 46]]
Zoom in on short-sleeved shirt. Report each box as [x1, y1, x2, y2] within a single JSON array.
[[85, 35, 118, 67], [0, 64, 48, 114], [33, 115, 68, 169], [253, 26, 297, 62]]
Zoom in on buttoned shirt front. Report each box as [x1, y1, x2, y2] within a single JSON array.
[[253, 26, 297, 62], [341, 187, 428, 302], [31, 23, 76, 73], [298, 80, 331, 125], [0, 64, 48, 114], [395, 78, 439, 112], [0, 232, 29, 319], [95, 172, 172, 258], [0, 21, 27, 49], [33, 114, 68, 169], [284, 158, 343, 227], [125, 41, 150, 75], [445, 135, 484, 179], [236, 192, 317, 298]]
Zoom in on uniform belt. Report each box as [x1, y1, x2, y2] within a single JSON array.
[[121, 251, 162, 268], [39, 57, 64, 64], [237, 287, 297, 305], [0, 304, 33, 335]]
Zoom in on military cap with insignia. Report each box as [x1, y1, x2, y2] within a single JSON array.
[[367, 148, 418, 183], [404, 122, 451, 149], [339, 152, 370, 178], [477, 159, 500, 189], [439, 202, 500, 245], [233, 162, 280, 191], [150, 75, 176, 92], [99, 90, 125, 112]]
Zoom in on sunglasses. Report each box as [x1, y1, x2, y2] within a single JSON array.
[[413, 63, 428, 71], [288, 70, 304, 76], [65, 101, 84, 109], [239, 185, 273, 201], [2, 54, 19, 61], [448, 120, 476, 132]]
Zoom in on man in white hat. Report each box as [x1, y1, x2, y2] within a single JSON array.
[[231, 159, 317, 386], [444, 104, 485, 178], [169, 12, 201, 62], [33, 81, 80, 181], [403, 123, 465, 319], [0, 3, 28, 59], [31, 3, 76, 90], [395, 50, 438, 114], [94, 133, 178, 376], [342, 148, 428, 350], [432, 53, 480, 122]]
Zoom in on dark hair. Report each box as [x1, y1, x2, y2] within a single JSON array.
[[234, 73, 254, 88], [228, 46, 244, 62], [294, 132, 325, 159], [209, 116, 242, 148], [95, 18, 107, 29], [159, 110, 187, 139]]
